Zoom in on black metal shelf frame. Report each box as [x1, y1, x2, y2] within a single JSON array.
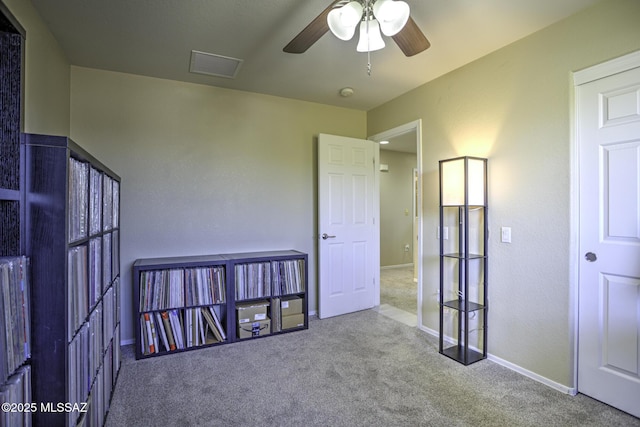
[[438, 156, 488, 366]]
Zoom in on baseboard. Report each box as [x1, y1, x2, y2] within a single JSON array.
[[488, 354, 577, 395], [419, 324, 439, 337], [418, 326, 577, 395], [381, 263, 413, 270]]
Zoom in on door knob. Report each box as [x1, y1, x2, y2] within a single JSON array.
[[584, 252, 597, 262], [322, 233, 336, 240]]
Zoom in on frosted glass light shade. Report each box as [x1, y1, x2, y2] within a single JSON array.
[[373, 0, 410, 36], [327, 1, 364, 41], [440, 157, 487, 206], [356, 19, 385, 52]]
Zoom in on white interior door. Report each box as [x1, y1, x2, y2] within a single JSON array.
[[318, 133, 379, 319], [576, 62, 640, 418]]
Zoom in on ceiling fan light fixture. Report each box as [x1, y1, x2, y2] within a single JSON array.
[[373, 0, 410, 36], [356, 19, 385, 52], [327, 1, 363, 41]]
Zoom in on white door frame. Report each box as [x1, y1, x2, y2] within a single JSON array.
[[369, 119, 423, 326], [570, 49, 640, 393]]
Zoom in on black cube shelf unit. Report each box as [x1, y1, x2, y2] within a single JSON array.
[[439, 156, 488, 365], [22, 133, 122, 427], [134, 250, 308, 359]]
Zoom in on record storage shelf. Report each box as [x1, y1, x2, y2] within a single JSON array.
[[23, 133, 122, 427], [133, 250, 308, 359]]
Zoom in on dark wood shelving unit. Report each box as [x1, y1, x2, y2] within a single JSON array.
[[23, 133, 121, 427], [134, 249, 308, 360]]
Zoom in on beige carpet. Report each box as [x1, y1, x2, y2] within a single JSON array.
[[105, 310, 640, 427], [380, 265, 416, 315]]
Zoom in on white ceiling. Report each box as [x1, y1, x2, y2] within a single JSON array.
[[30, 0, 600, 111]]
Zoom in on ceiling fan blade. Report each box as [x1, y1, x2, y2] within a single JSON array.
[[392, 17, 430, 57], [283, 1, 342, 54]]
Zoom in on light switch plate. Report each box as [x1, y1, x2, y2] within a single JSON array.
[[501, 227, 512, 243]]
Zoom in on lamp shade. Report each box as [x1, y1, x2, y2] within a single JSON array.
[[327, 1, 364, 41], [440, 157, 486, 206], [356, 19, 386, 52], [372, 0, 410, 36]]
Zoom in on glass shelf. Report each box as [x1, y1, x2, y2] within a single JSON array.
[[442, 345, 485, 365], [442, 253, 486, 259], [442, 299, 485, 312]]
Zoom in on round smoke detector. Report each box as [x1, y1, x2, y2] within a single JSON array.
[[339, 87, 354, 97]]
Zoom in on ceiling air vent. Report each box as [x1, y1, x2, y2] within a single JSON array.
[[189, 50, 243, 79]]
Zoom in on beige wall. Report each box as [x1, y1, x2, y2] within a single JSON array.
[[69, 66, 367, 343], [380, 150, 417, 267], [2, 0, 70, 135], [368, 0, 640, 387]]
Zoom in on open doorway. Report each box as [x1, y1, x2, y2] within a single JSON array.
[[370, 120, 422, 327]]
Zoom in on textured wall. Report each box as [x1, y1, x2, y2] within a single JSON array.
[[69, 67, 367, 343]]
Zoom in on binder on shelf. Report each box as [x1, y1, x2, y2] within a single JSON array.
[[185, 266, 226, 306], [139, 269, 186, 312], [103, 233, 112, 291], [272, 298, 281, 332], [155, 312, 170, 352], [68, 158, 89, 243], [169, 309, 184, 350], [235, 262, 271, 300], [160, 312, 177, 350], [89, 237, 102, 310], [103, 287, 115, 350], [68, 246, 89, 342], [0, 365, 32, 427], [112, 180, 120, 229], [0, 256, 31, 385], [89, 166, 102, 236], [272, 259, 305, 296], [103, 175, 113, 232], [202, 307, 224, 342], [143, 313, 157, 354], [208, 306, 226, 341]]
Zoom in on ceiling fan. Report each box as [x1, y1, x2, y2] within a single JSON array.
[[283, 0, 430, 57]]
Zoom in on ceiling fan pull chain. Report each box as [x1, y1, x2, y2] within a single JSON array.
[[366, 0, 372, 75]]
